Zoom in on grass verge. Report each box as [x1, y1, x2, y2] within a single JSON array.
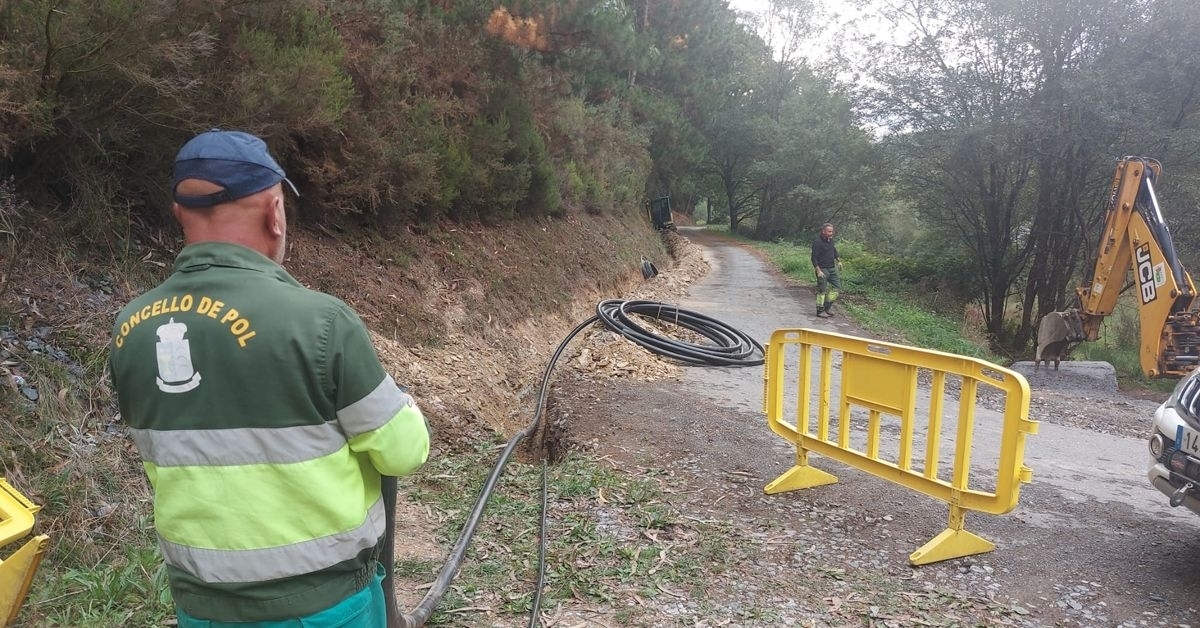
[[404, 437, 737, 626], [2, 227, 172, 627], [400, 431, 1033, 627], [5, 327, 170, 627], [751, 240, 999, 362]]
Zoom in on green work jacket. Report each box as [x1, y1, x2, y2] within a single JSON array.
[[109, 242, 429, 621]]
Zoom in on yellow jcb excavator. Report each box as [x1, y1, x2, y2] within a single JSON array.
[[1039, 157, 1200, 514], [1037, 156, 1200, 378]]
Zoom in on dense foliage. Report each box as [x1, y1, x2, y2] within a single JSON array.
[[0, 0, 874, 241], [6, 0, 1200, 351]]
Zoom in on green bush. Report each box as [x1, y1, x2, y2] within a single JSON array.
[[758, 241, 813, 276], [232, 10, 354, 130], [528, 140, 562, 218], [0, 0, 360, 231], [548, 98, 650, 217], [845, 291, 998, 360], [562, 161, 588, 210], [842, 248, 923, 288]]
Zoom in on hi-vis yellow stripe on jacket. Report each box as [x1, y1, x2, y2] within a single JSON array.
[[109, 242, 430, 622]]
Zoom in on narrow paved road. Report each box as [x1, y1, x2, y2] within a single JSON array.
[[680, 229, 1194, 522], [569, 228, 1200, 627]]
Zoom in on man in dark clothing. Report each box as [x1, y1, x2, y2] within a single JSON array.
[[811, 222, 842, 317]]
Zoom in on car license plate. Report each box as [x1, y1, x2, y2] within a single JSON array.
[[1178, 424, 1200, 456]]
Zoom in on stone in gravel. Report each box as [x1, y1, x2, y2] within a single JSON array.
[[1009, 359, 1118, 394]]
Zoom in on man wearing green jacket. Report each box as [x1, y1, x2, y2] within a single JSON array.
[[109, 129, 430, 626]]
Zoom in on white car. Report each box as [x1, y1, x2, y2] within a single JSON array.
[[1149, 372, 1200, 515]]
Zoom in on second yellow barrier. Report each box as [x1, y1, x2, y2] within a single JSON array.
[[762, 328, 1038, 565]]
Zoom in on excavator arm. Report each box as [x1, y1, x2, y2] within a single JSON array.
[[1057, 157, 1200, 378]]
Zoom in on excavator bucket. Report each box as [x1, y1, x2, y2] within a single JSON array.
[[0, 479, 47, 627], [1019, 310, 1119, 392], [1035, 310, 1085, 368]]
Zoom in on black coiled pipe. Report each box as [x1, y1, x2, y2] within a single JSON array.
[[596, 299, 764, 367]]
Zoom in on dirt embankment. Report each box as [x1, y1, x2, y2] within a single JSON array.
[[2, 209, 678, 447], [340, 216, 704, 447]]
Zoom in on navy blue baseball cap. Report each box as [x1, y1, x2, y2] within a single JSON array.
[[172, 129, 299, 208]]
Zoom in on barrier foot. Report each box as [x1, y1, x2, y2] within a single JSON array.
[[764, 465, 838, 494], [908, 527, 994, 565], [1, 534, 49, 624]]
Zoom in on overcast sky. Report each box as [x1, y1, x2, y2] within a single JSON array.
[[725, 0, 901, 66]]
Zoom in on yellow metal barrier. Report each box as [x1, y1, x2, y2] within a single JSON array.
[[762, 328, 1038, 565], [0, 479, 48, 627]]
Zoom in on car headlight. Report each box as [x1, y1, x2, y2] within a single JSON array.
[[1150, 433, 1166, 458]]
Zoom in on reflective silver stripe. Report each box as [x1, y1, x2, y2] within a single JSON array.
[[337, 375, 412, 437], [159, 497, 386, 583], [128, 422, 345, 466]]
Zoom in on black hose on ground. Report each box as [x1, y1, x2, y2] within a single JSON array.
[[381, 475, 402, 628], [381, 300, 764, 627], [394, 314, 599, 628]]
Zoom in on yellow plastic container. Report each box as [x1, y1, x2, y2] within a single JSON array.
[[0, 481, 38, 549], [0, 479, 48, 627]]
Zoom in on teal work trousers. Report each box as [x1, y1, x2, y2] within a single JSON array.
[[175, 565, 387, 628]]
